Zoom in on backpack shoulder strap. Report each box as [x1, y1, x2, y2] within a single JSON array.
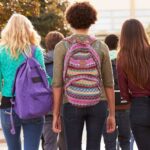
[[22, 45, 36, 58], [87, 36, 97, 45], [63, 36, 74, 50], [31, 45, 36, 57]]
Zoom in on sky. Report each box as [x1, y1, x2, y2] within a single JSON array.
[[69, 0, 150, 10]]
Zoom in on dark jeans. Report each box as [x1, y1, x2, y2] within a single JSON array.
[[130, 97, 150, 150], [103, 110, 131, 150], [63, 101, 107, 150]]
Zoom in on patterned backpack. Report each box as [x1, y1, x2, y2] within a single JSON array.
[[63, 36, 102, 107]]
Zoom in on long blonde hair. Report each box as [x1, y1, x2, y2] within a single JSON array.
[[0, 13, 41, 58]]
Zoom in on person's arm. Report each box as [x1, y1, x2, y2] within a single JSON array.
[[34, 47, 46, 70], [105, 87, 115, 133], [52, 41, 66, 133], [0, 53, 2, 93], [0, 73, 1, 95], [101, 43, 115, 133], [105, 88, 115, 117], [52, 87, 63, 133]]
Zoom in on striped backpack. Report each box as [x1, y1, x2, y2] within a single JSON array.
[[63, 36, 102, 107]]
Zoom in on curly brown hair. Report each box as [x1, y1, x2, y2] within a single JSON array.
[[45, 31, 64, 52], [65, 2, 97, 29]]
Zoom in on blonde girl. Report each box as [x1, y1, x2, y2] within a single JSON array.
[[0, 14, 46, 150]]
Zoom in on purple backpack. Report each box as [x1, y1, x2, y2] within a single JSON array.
[[10, 46, 52, 134], [63, 36, 102, 107]]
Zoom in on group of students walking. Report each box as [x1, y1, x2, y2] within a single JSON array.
[[0, 1, 150, 150]]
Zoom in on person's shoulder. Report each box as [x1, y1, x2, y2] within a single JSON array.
[[33, 45, 44, 56], [93, 39, 109, 59], [0, 45, 8, 64], [34, 45, 43, 52], [0, 45, 8, 58], [55, 40, 65, 48], [0, 45, 7, 53], [55, 39, 67, 52], [95, 39, 109, 52]]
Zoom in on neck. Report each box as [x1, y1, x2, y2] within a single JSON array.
[[73, 29, 89, 35]]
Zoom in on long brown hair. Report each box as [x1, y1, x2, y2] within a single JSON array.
[[118, 19, 150, 88]]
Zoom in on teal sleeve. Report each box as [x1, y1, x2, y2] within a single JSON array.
[[0, 71, 1, 92], [34, 47, 45, 70], [34, 47, 51, 85], [0, 53, 1, 92]]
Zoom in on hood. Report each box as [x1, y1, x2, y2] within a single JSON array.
[[109, 50, 117, 60], [44, 51, 54, 64]]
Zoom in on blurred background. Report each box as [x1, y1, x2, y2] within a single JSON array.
[[0, 0, 150, 44], [70, 0, 150, 40]]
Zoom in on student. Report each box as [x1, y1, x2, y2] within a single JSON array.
[[52, 2, 116, 150], [0, 14, 46, 150], [42, 31, 66, 150], [117, 19, 150, 150], [103, 34, 131, 150]]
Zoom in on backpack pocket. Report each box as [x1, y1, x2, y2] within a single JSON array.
[[65, 76, 101, 107]]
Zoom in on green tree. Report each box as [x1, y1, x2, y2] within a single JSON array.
[[29, 0, 70, 46], [0, 0, 40, 30], [0, 0, 70, 46]]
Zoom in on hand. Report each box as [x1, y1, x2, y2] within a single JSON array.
[[52, 115, 61, 133], [106, 115, 116, 133]]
